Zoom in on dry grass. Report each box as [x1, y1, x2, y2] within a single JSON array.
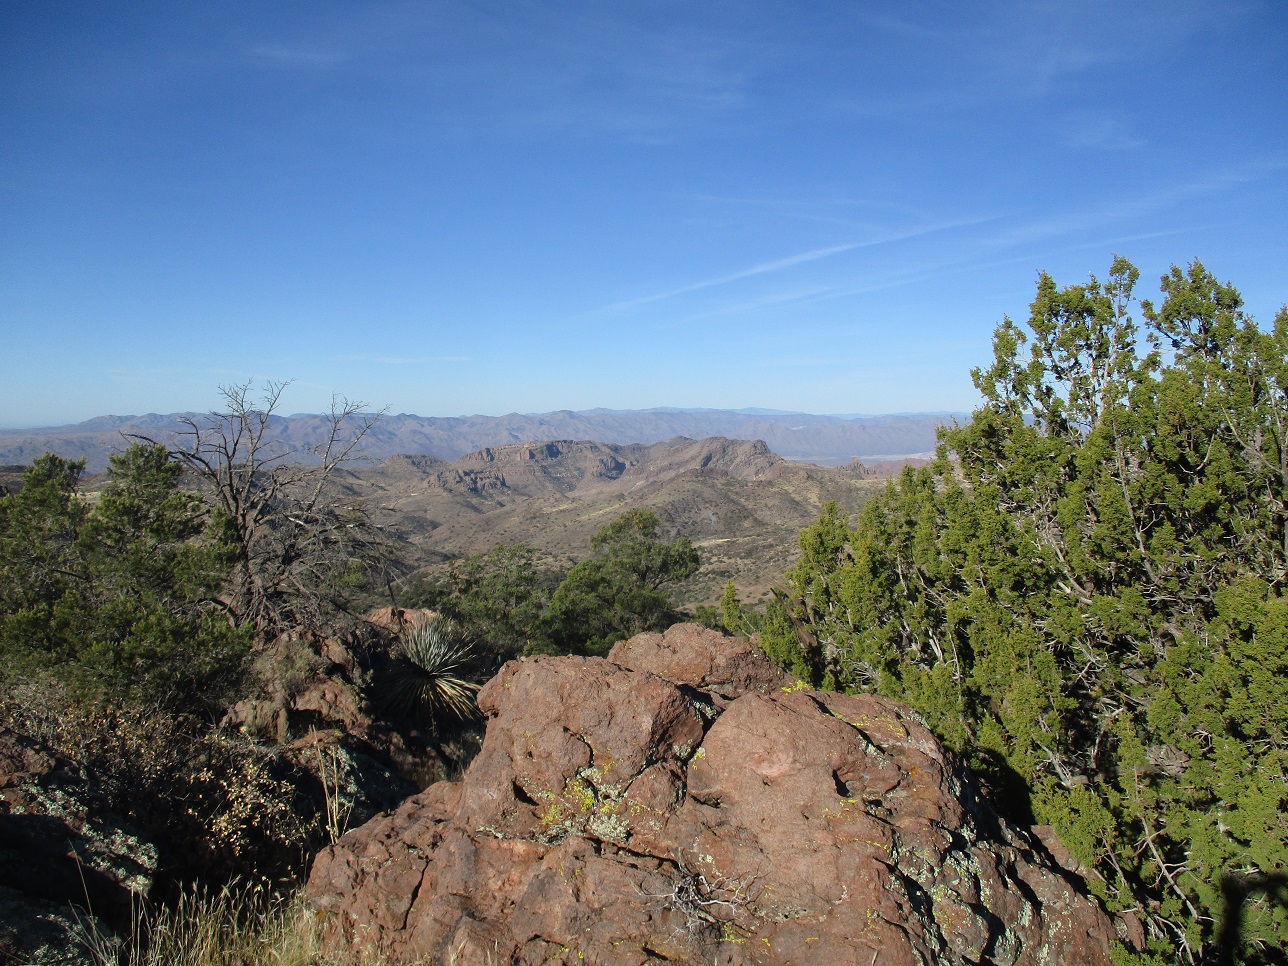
[[1, 681, 325, 885], [70, 878, 465, 965], [73, 881, 399, 966], [75, 881, 309, 966], [314, 741, 354, 846]]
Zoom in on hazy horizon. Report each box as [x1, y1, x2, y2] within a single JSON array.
[[0, 402, 970, 433]]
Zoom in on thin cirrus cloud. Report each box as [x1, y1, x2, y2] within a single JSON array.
[[314, 5, 769, 144], [680, 193, 943, 232], [597, 217, 992, 316], [247, 43, 350, 69], [682, 285, 844, 320], [825, 3, 1212, 121], [812, 228, 1191, 310], [1058, 111, 1146, 152], [978, 155, 1288, 253], [339, 354, 472, 366], [599, 242, 863, 314]]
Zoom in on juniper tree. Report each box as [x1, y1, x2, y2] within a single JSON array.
[[0, 444, 247, 710], [547, 508, 699, 654], [764, 259, 1288, 963]]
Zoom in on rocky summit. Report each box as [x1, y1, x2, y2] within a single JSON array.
[[306, 625, 1120, 965]]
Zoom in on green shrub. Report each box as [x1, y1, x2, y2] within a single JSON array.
[[770, 259, 1288, 964], [0, 444, 249, 713], [0, 684, 322, 889], [547, 508, 699, 654]]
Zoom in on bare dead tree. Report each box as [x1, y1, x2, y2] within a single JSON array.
[[137, 380, 393, 638]]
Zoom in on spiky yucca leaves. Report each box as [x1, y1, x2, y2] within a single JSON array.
[[384, 619, 481, 725]]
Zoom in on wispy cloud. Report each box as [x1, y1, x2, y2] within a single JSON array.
[[847, 12, 952, 43], [598, 217, 992, 315], [982, 154, 1288, 251], [338, 353, 471, 366], [679, 192, 937, 231], [683, 285, 842, 320], [375, 4, 773, 145], [822, 1, 1219, 121], [753, 354, 851, 369], [1059, 110, 1145, 151], [105, 366, 247, 382], [601, 243, 861, 313]]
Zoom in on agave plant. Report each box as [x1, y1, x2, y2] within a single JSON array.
[[384, 618, 481, 724]]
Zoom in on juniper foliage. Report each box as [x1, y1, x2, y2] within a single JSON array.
[[763, 259, 1288, 964], [0, 443, 248, 710]]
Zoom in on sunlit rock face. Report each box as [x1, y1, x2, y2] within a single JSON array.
[[307, 624, 1117, 966]]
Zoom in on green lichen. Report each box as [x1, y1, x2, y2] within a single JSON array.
[[565, 777, 595, 813]]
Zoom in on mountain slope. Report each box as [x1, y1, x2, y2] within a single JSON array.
[[344, 437, 892, 605]]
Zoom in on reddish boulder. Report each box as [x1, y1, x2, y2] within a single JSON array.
[[363, 607, 438, 635], [608, 622, 792, 702], [308, 629, 1116, 965], [226, 628, 374, 744]]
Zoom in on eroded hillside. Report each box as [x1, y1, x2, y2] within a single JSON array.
[[339, 437, 901, 605]]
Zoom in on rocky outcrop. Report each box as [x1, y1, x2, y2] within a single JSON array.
[[0, 885, 100, 966], [363, 606, 438, 636], [307, 625, 1117, 965], [224, 626, 433, 834], [0, 728, 156, 964], [0, 728, 156, 917], [607, 621, 793, 703], [226, 628, 374, 745]]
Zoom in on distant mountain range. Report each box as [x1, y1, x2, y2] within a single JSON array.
[[0, 427, 933, 605], [0, 407, 962, 473]]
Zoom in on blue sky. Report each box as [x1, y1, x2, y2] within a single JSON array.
[[2, 1, 1285, 427]]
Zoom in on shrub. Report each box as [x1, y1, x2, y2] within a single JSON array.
[[0, 683, 322, 890], [769, 259, 1288, 963], [0, 445, 250, 714]]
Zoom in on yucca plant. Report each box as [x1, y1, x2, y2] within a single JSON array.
[[383, 618, 482, 726]]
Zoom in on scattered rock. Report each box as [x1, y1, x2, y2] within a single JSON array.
[[0, 728, 157, 963], [307, 626, 1116, 965], [284, 729, 418, 841], [0, 728, 155, 919], [224, 627, 425, 841], [0, 884, 101, 966], [363, 607, 439, 635], [226, 628, 373, 744]]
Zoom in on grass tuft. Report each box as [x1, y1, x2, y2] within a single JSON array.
[[75, 882, 324, 966]]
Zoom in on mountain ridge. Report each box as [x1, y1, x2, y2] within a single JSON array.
[[0, 407, 959, 472]]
